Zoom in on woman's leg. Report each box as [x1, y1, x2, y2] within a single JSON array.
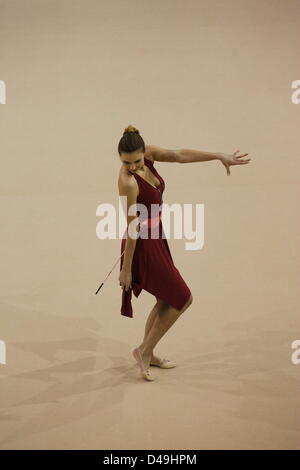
[[141, 301, 160, 345], [137, 294, 193, 369], [140, 299, 167, 361]]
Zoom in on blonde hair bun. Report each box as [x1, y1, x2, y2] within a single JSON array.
[[123, 124, 140, 135]]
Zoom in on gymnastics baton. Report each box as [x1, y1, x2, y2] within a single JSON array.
[[95, 248, 126, 294]]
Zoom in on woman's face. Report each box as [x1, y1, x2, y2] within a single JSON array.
[[120, 150, 145, 174]]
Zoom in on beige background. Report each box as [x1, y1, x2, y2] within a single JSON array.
[[0, 0, 299, 450]]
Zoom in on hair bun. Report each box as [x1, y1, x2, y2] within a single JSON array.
[[123, 124, 139, 135]]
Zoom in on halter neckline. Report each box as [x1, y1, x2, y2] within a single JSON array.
[[130, 157, 161, 190]]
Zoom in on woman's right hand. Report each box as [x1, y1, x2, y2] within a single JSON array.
[[118, 268, 132, 292]]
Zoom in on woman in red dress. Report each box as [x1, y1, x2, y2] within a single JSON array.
[[118, 125, 250, 381]]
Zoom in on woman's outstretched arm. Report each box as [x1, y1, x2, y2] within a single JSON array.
[[149, 145, 251, 176]]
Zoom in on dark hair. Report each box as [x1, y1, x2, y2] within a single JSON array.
[[118, 124, 145, 156]]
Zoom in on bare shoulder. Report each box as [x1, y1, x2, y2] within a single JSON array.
[[145, 144, 179, 163], [118, 167, 138, 196], [144, 145, 155, 163]]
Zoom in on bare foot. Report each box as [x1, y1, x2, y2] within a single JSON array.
[[132, 347, 155, 381]]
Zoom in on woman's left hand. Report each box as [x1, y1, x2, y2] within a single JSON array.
[[219, 150, 251, 176]]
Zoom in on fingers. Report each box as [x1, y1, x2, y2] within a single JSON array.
[[233, 151, 251, 165], [233, 150, 251, 161], [222, 161, 230, 176], [226, 150, 251, 174], [119, 282, 132, 291], [235, 153, 249, 159]]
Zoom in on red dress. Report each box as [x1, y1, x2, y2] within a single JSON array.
[[120, 157, 191, 317]]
